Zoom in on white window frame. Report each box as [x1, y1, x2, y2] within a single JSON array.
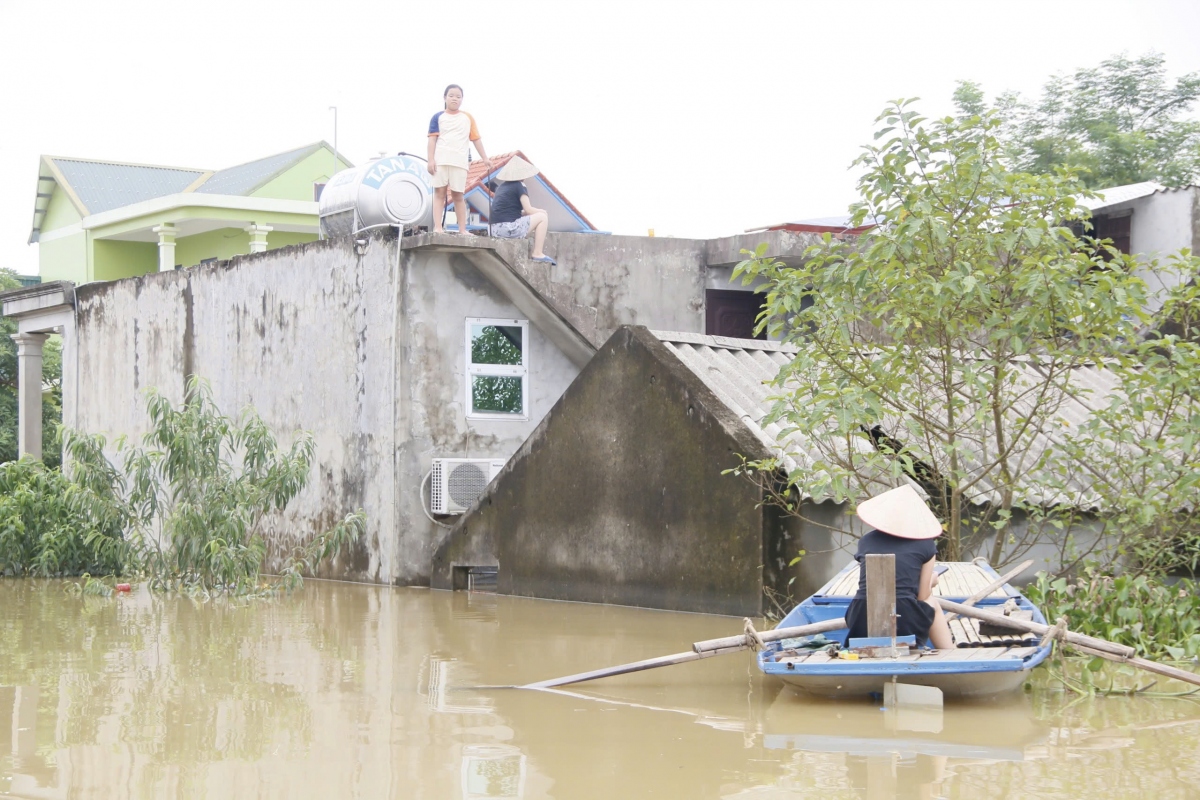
[[465, 317, 529, 420]]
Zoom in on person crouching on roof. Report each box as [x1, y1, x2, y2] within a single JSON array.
[[427, 84, 490, 234], [488, 156, 555, 265], [844, 484, 954, 650]]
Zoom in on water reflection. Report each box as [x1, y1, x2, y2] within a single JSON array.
[[2, 578, 1199, 798]]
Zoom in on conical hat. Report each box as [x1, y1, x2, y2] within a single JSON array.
[[496, 156, 539, 182], [856, 484, 942, 540]]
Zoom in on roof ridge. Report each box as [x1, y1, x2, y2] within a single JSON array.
[[46, 154, 208, 173]]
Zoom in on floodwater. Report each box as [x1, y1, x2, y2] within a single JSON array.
[[2, 580, 1199, 799]]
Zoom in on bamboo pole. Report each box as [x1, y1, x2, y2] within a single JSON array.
[[935, 598, 1136, 658], [1066, 643, 1200, 690], [943, 560, 1034, 622], [522, 644, 746, 690], [692, 617, 847, 654], [523, 618, 848, 690]]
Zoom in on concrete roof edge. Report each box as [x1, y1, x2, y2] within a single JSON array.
[[0, 280, 76, 316], [624, 325, 778, 462]]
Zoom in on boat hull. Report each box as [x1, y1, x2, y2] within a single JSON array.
[[777, 667, 1032, 699], [759, 560, 1052, 700]]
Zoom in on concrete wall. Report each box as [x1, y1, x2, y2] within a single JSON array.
[[62, 229, 815, 587], [1097, 187, 1200, 314], [432, 326, 775, 616]]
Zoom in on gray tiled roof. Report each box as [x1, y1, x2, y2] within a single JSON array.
[[194, 143, 320, 196], [651, 330, 1126, 509], [51, 158, 204, 214]]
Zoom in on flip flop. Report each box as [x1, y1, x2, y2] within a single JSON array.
[[531, 255, 557, 265]]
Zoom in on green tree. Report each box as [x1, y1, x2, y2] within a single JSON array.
[[0, 268, 63, 468], [64, 377, 364, 592], [735, 99, 1200, 568], [955, 52, 1200, 188]]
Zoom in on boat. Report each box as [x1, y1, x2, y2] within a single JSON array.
[[757, 560, 1053, 699]]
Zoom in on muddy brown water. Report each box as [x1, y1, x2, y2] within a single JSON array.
[[2, 580, 1199, 799]]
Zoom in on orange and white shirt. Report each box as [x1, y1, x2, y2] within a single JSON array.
[[427, 110, 480, 169]]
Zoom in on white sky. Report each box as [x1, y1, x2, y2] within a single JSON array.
[[2, 0, 1199, 275]]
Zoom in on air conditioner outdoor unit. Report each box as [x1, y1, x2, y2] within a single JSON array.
[[430, 458, 507, 515]]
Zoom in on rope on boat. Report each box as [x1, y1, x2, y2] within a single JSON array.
[[742, 618, 767, 651], [1040, 616, 1070, 650]]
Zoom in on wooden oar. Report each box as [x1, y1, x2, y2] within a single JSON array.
[[935, 598, 1135, 657], [941, 597, 1200, 688], [522, 617, 846, 690], [943, 559, 1034, 622]]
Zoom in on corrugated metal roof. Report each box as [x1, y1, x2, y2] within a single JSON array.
[[50, 158, 205, 214], [1079, 181, 1165, 212], [651, 330, 1132, 510], [194, 143, 320, 196]]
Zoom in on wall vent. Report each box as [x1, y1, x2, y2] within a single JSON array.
[[430, 458, 506, 515]]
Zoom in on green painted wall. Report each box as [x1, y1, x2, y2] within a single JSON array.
[[38, 232, 88, 283], [93, 239, 157, 281], [41, 187, 82, 232], [174, 228, 319, 267], [175, 228, 251, 267], [253, 148, 353, 201]]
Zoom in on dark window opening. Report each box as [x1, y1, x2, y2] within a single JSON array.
[[706, 289, 767, 339], [1092, 213, 1131, 257], [452, 565, 498, 593]]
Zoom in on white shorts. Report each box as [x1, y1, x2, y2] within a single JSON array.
[[431, 164, 467, 192]]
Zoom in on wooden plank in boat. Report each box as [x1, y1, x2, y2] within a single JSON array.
[[962, 647, 1011, 660], [1003, 646, 1040, 660]]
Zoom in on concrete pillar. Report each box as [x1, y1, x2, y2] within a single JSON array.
[[152, 224, 178, 271], [11, 332, 49, 460], [245, 223, 273, 253]]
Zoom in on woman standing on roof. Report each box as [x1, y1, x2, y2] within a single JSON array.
[[488, 156, 556, 265], [427, 84, 490, 235], [844, 484, 954, 650]]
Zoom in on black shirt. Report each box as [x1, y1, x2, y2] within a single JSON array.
[[490, 180, 528, 224], [852, 529, 936, 601]]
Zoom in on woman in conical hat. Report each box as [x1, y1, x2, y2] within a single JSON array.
[[487, 156, 556, 265], [844, 484, 954, 650]]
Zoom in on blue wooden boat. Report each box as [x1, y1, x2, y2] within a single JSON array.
[[758, 560, 1053, 698]]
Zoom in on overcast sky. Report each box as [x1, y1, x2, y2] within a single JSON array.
[[2, 0, 1199, 275]]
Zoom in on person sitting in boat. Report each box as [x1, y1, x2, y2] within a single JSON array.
[[844, 484, 954, 650]]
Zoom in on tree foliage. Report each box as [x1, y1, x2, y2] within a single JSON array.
[[734, 99, 1200, 570], [4, 376, 364, 592], [954, 52, 1200, 188]]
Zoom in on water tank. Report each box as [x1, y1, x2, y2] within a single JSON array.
[[319, 154, 433, 237]]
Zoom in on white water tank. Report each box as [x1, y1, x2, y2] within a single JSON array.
[[319, 153, 433, 237]]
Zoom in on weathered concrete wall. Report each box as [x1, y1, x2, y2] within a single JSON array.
[[71, 236, 399, 581], [432, 326, 775, 616], [63, 229, 818, 588], [1099, 187, 1200, 314]]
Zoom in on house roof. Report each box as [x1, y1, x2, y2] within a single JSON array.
[[651, 330, 1128, 510], [193, 142, 331, 196], [1079, 181, 1166, 212], [749, 215, 875, 235], [462, 150, 597, 231], [29, 141, 346, 242]]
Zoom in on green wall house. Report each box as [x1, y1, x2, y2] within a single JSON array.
[[29, 142, 352, 284]]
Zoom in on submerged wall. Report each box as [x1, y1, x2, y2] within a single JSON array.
[[432, 326, 775, 616], [63, 231, 813, 588]]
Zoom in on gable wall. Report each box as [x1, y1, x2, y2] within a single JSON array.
[[252, 149, 352, 201], [433, 326, 772, 616]]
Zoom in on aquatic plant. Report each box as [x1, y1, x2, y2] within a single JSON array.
[[1024, 568, 1200, 661]]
